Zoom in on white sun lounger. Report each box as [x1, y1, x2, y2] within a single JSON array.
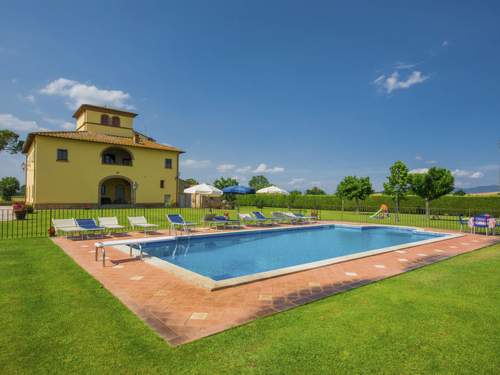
[[288, 212, 314, 223], [239, 213, 267, 226], [98, 217, 126, 233], [52, 218, 87, 237], [128, 216, 159, 235], [272, 212, 305, 224]]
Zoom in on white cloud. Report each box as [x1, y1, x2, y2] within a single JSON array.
[[289, 178, 305, 186], [394, 61, 417, 70], [0, 113, 46, 133], [253, 163, 285, 174], [235, 165, 252, 173], [216, 164, 236, 173], [469, 172, 484, 179], [231, 175, 248, 183], [180, 159, 211, 168], [416, 154, 437, 164], [442, 40, 449, 47], [452, 169, 484, 179], [40, 78, 132, 110], [373, 70, 429, 94], [409, 168, 429, 174]]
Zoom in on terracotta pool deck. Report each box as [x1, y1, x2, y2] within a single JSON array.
[[52, 222, 499, 346]]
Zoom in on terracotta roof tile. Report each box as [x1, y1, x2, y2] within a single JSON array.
[[22, 131, 183, 153]]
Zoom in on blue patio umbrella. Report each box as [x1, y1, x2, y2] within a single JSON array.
[[222, 185, 255, 194]]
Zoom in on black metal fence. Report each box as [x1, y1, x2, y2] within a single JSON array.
[[1, 205, 498, 240]]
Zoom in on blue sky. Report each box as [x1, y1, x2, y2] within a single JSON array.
[[1, 0, 499, 192]]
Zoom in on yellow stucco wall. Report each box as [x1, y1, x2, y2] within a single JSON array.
[[79, 123, 134, 137], [76, 108, 135, 137], [26, 136, 179, 206], [25, 139, 36, 204]]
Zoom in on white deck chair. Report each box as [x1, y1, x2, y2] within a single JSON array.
[[239, 213, 264, 226], [272, 211, 302, 224], [284, 211, 311, 223], [128, 216, 159, 235], [98, 217, 125, 234], [52, 218, 85, 237]]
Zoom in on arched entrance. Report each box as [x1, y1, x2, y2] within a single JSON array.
[[99, 176, 134, 206]]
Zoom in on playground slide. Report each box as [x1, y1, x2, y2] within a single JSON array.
[[370, 209, 383, 218]]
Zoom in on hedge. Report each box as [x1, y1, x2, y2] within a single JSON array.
[[235, 194, 500, 215]]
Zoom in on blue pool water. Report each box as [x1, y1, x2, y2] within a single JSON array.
[[136, 225, 444, 281]]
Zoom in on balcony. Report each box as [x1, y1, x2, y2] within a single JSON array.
[[101, 147, 133, 166]]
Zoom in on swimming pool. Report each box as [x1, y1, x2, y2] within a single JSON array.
[[122, 224, 453, 289]]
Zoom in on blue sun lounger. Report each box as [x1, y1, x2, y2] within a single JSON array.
[[204, 214, 241, 229], [252, 211, 277, 224], [75, 218, 106, 238], [167, 214, 196, 234]]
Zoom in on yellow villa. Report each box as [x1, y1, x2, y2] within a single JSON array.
[[22, 104, 184, 208]]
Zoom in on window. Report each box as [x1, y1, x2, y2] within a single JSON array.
[[100, 184, 106, 195], [56, 149, 68, 161], [160, 180, 165, 188], [111, 116, 120, 127], [164, 158, 172, 169], [101, 114, 110, 125]]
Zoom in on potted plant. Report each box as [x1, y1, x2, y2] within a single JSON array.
[[12, 202, 27, 220], [48, 226, 56, 237]]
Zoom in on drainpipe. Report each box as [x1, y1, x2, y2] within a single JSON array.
[[176, 153, 180, 205]]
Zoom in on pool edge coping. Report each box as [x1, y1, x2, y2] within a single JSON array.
[[102, 223, 463, 291]]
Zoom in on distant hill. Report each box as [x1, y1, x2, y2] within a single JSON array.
[[459, 185, 499, 194]]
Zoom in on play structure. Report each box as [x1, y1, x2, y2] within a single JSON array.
[[370, 204, 390, 219]]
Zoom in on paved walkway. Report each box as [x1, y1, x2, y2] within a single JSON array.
[[52, 223, 498, 346]]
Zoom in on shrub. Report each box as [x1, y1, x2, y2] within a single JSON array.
[[235, 194, 500, 215]]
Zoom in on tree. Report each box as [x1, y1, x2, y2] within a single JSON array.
[[289, 190, 302, 195], [213, 177, 238, 190], [248, 175, 271, 191], [410, 167, 454, 217], [383, 161, 411, 220], [453, 189, 466, 196], [336, 176, 374, 212], [306, 186, 326, 195], [0, 130, 24, 154], [0, 177, 20, 201], [184, 178, 198, 187]]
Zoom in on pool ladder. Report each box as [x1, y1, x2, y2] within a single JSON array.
[[129, 243, 144, 260], [172, 227, 191, 258]]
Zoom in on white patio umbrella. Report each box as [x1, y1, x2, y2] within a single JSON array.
[[184, 183, 223, 209], [183, 183, 223, 197], [256, 185, 289, 195]]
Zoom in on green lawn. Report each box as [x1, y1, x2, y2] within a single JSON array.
[[1, 239, 499, 374]]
